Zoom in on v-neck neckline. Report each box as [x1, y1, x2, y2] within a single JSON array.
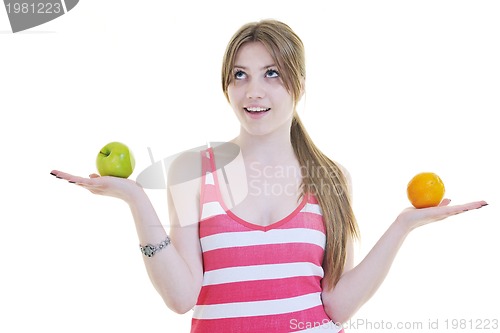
[[206, 147, 308, 232]]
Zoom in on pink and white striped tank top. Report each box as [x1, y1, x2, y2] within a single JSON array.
[[191, 148, 344, 333]]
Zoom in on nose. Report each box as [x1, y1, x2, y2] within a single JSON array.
[[246, 78, 265, 99]]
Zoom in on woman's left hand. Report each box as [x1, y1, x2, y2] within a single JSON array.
[[396, 198, 488, 231]]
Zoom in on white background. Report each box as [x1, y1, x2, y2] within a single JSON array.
[[1, 1, 499, 332]]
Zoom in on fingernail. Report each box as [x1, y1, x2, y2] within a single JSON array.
[[50, 172, 57, 177], [56, 176, 62, 179], [68, 181, 76, 184]]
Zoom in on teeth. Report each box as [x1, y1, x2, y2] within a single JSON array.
[[245, 107, 270, 112]]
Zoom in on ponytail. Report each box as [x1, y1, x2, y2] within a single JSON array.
[[291, 112, 359, 290]]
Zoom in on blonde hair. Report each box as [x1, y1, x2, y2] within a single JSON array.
[[221, 19, 359, 290]]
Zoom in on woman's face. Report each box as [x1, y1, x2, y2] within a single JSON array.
[[227, 42, 295, 138]]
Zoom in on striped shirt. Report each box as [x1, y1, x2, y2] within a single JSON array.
[[191, 148, 343, 333]]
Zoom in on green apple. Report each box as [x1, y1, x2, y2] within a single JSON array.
[[96, 142, 135, 178]]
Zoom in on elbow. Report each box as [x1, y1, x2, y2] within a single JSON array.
[[166, 297, 196, 315], [324, 302, 352, 326], [169, 304, 194, 315], [329, 313, 352, 327], [155, 284, 198, 315], [322, 290, 360, 325], [153, 280, 201, 315]]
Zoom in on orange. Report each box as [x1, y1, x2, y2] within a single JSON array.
[[407, 172, 445, 208]]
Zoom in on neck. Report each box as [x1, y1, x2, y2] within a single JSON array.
[[232, 125, 296, 164]]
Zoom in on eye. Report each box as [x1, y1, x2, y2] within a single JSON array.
[[265, 69, 280, 78], [234, 70, 247, 80]]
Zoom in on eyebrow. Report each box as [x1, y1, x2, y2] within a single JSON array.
[[233, 64, 277, 70]]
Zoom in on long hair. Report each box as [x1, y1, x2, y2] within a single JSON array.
[[221, 19, 359, 290]]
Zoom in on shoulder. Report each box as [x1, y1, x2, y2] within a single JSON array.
[[339, 163, 353, 200], [167, 149, 203, 186], [167, 142, 240, 182], [330, 159, 353, 199], [211, 141, 241, 170], [336, 162, 351, 183]]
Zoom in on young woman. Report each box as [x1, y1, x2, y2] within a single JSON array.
[[51, 20, 487, 332]]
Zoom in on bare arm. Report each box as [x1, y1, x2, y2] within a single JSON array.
[[128, 185, 203, 314], [322, 198, 488, 324], [50, 168, 203, 314]]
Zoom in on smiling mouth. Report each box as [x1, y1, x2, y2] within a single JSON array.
[[244, 107, 271, 113]]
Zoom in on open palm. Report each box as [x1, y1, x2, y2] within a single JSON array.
[[50, 170, 143, 202], [397, 198, 488, 231]]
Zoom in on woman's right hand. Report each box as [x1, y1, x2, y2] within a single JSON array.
[[50, 170, 144, 203]]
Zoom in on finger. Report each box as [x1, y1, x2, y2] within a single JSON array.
[[448, 200, 488, 215], [50, 170, 79, 182], [89, 173, 100, 179], [51, 170, 101, 187], [438, 198, 451, 207], [50, 170, 65, 179]]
